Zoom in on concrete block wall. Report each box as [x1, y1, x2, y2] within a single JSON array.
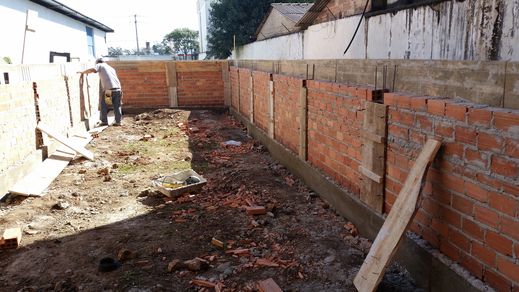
[[0, 63, 100, 197], [230, 67, 240, 109], [111, 61, 226, 108], [229, 65, 519, 291], [385, 93, 519, 291], [307, 80, 366, 196]]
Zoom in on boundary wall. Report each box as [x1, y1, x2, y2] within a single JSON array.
[[229, 65, 519, 292], [0, 63, 100, 197]]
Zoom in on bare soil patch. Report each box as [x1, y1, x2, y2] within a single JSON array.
[[0, 109, 420, 291]]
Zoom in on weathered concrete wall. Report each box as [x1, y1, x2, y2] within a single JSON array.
[[234, 33, 304, 60], [234, 0, 519, 62], [232, 59, 519, 110]]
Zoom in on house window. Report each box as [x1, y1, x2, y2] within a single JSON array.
[[86, 27, 95, 57], [371, 0, 443, 12]]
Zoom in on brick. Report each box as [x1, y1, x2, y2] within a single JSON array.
[[474, 205, 500, 228], [504, 138, 519, 159], [491, 155, 518, 177], [388, 124, 409, 140], [415, 115, 433, 132], [448, 227, 471, 250], [391, 110, 414, 126], [443, 142, 464, 160], [440, 206, 461, 227], [484, 269, 513, 292], [440, 240, 461, 262], [409, 97, 428, 111], [452, 194, 474, 215], [500, 216, 519, 241], [486, 230, 513, 256], [464, 148, 489, 169], [427, 99, 446, 116], [462, 218, 485, 241], [246, 206, 267, 215], [478, 132, 504, 153], [497, 255, 519, 283], [488, 192, 518, 217], [454, 126, 478, 145], [431, 217, 449, 238], [442, 173, 465, 194], [475, 174, 502, 193], [471, 241, 496, 266], [493, 110, 519, 132], [434, 122, 454, 138], [468, 108, 492, 127], [460, 252, 484, 279], [446, 103, 468, 122]]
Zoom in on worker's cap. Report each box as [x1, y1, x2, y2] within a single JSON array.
[[95, 57, 105, 64]]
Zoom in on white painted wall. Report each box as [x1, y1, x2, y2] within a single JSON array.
[[197, 0, 215, 59], [233, 0, 519, 62], [234, 32, 304, 60], [304, 16, 366, 60], [0, 0, 108, 65]]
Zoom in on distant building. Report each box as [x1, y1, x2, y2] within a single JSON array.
[[0, 0, 113, 64], [197, 0, 216, 60], [255, 3, 313, 41]]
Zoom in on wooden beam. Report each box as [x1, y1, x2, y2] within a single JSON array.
[[361, 130, 385, 144], [37, 123, 94, 161], [9, 134, 93, 197], [359, 166, 383, 184], [268, 79, 275, 139], [299, 85, 308, 160], [354, 139, 441, 292]]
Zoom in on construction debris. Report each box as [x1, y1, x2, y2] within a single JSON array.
[[257, 278, 283, 292], [1, 228, 22, 249], [246, 206, 267, 215]]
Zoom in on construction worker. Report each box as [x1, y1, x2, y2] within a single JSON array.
[[79, 57, 123, 126]]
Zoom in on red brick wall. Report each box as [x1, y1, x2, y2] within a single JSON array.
[[176, 62, 225, 107], [307, 80, 366, 196], [385, 93, 519, 291], [252, 71, 271, 133], [230, 67, 240, 111], [239, 68, 251, 117], [273, 74, 302, 154], [112, 62, 169, 108], [112, 61, 225, 108], [313, 0, 368, 25]]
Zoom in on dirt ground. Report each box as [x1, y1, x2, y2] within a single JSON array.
[[0, 109, 420, 292]]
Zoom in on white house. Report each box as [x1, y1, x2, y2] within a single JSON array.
[[0, 0, 113, 65], [196, 0, 216, 60]]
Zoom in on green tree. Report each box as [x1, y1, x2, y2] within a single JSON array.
[[164, 28, 200, 59], [207, 0, 314, 59], [152, 42, 173, 55]]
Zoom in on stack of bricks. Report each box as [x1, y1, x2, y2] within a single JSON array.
[[307, 80, 367, 196], [0, 228, 21, 249], [384, 92, 519, 291], [273, 74, 303, 154], [252, 71, 271, 132]]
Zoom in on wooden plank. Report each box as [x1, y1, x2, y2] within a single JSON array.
[[360, 102, 387, 212], [359, 166, 383, 184], [354, 139, 441, 292], [257, 278, 283, 292], [9, 135, 93, 197], [361, 130, 385, 144], [166, 62, 177, 87], [37, 122, 94, 161], [249, 73, 254, 122]]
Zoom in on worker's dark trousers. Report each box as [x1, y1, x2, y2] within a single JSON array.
[[100, 90, 122, 124]]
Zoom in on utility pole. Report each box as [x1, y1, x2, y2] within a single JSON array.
[[134, 14, 140, 54]]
